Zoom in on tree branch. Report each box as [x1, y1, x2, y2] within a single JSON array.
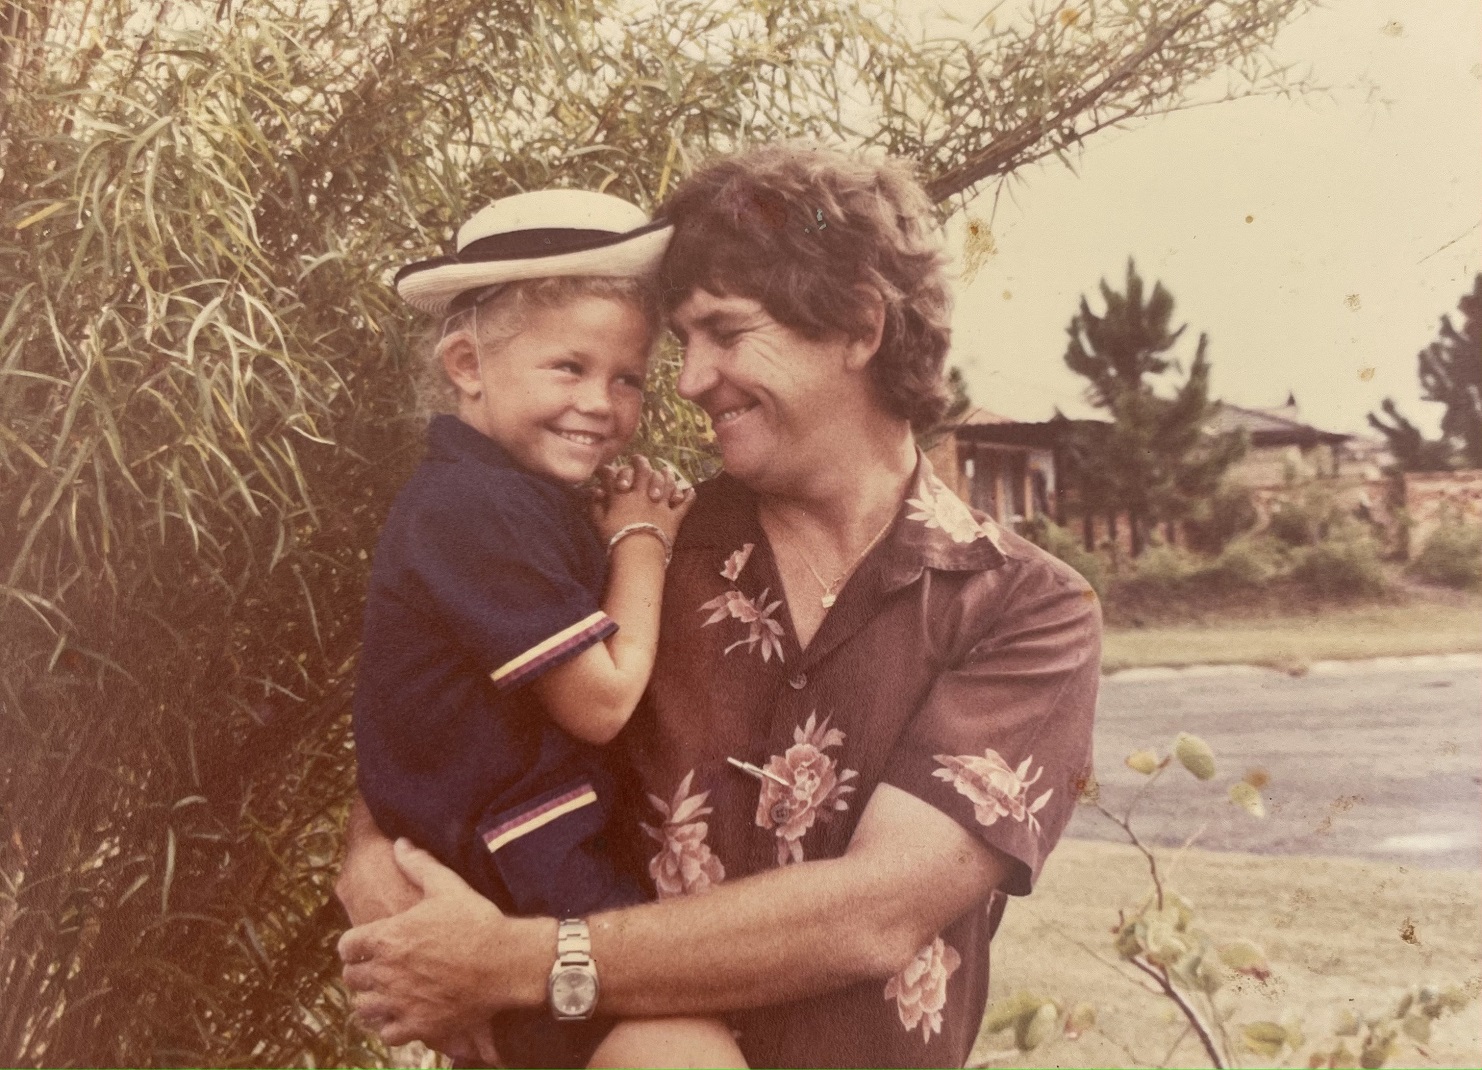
[[924, 0, 1219, 202], [1129, 955, 1226, 1069]]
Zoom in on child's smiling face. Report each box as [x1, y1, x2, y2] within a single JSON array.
[[451, 295, 652, 485]]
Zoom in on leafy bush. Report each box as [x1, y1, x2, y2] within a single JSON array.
[[0, 0, 1333, 1061], [1409, 522, 1482, 590], [1291, 535, 1389, 598], [1206, 534, 1287, 589], [1020, 517, 1106, 597], [1267, 496, 1325, 547], [1122, 543, 1206, 594], [1183, 484, 1260, 554]]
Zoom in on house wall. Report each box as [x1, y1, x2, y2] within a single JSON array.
[[927, 434, 1052, 530], [924, 435, 962, 498], [1228, 442, 1342, 486]]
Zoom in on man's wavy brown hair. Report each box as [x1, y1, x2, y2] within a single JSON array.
[[658, 144, 953, 431]]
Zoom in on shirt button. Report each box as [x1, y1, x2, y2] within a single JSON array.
[[788, 673, 807, 690], [770, 801, 793, 825]]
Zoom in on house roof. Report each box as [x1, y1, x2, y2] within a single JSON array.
[[955, 406, 1018, 426], [1207, 402, 1351, 445]]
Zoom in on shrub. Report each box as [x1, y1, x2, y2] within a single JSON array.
[[1409, 522, 1482, 590], [1125, 544, 1206, 593], [1206, 534, 1287, 589], [1020, 517, 1106, 597], [1291, 534, 1389, 598], [1183, 484, 1260, 554], [1267, 497, 1323, 547]]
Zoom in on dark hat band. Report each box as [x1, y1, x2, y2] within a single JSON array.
[[394, 217, 672, 290]]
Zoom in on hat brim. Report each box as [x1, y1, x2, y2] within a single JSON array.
[[395, 223, 673, 316]]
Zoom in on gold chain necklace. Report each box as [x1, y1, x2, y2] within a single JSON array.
[[772, 510, 895, 610]]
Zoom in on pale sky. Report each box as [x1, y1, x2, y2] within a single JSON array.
[[942, 0, 1482, 436]]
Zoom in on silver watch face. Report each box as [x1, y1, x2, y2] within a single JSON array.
[[551, 967, 597, 1016]]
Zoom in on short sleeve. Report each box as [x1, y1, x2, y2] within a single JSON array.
[[398, 479, 615, 693], [882, 559, 1101, 895]]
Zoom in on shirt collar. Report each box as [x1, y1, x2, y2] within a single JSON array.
[[680, 450, 1009, 579], [426, 413, 517, 470], [876, 449, 1008, 591], [424, 414, 585, 497]]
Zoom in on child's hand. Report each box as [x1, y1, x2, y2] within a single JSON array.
[[593, 455, 694, 543]]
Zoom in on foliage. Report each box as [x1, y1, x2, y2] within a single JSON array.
[[1290, 534, 1388, 599], [0, 0, 1321, 1063], [1408, 519, 1482, 591], [1206, 534, 1284, 589], [1264, 483, 1374, 550], [1115, 536, 1286, 599], [1020, 515, 1106, 598], [1420, 274, 1482, 469], [1183, 483, 1260, 554], [1061, 260, 1246, 555], [981, 735, 1473, 1067], [1365, 399, 1455, 473], [1367, 273, 1482, 472]]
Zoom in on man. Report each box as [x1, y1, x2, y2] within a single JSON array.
[[337, 144, 1100, 1068]]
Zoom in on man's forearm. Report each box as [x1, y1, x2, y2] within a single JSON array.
[[501, 785, 1007, 1018], [336, 793, 422, 926]]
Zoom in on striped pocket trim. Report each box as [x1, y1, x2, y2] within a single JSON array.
[[481, 783, 600, 853], [489, 611, 617, 692]]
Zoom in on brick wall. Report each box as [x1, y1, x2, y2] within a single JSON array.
[[1404, 469, 1482, 554]]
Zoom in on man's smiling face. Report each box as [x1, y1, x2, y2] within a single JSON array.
[[671, 289, 859, 494]]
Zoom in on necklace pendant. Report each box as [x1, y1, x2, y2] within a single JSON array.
[[820, 593, 837, 609]]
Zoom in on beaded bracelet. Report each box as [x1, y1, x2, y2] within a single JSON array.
[[606, 522, 673, 567]]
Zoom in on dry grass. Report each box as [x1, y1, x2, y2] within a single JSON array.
[[1102, 600, 1482, 674], [976, 840, 1482, 1069]]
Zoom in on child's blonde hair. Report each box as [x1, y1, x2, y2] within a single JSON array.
[[414, 275, 663, 418]]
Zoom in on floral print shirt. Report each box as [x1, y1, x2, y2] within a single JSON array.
[[618, 455, 1100, 1069]]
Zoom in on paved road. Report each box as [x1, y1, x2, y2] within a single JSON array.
[[1064, 655, 1482, 869]]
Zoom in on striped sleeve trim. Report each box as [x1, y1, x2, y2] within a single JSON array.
[[489, 611, 617, 692], [481, 782, 600, 853]]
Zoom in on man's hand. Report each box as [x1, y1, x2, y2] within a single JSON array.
[[339, 839, 550, 1049], [336, 803, 506, 1062], [335, 799, 422, 928]]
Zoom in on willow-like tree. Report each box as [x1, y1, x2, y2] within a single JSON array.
[[1, 0, 1316, 1064], [1061, 260, 1245, 555], [1368, 273, 1482, 471]]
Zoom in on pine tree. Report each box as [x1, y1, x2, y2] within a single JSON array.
[[1366, 399, 1456, 472], [1062, 261, 1245, 554], [1420, 274, 1482, 468], [1367, 274, 1482, 471]]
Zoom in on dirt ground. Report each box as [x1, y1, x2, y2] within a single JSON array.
[[974, 840, 1482, 1069]]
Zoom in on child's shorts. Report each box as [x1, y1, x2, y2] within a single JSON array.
[[474, 780, 647, 1068]]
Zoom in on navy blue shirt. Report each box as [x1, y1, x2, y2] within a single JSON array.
[[353, 415, 638, 916]]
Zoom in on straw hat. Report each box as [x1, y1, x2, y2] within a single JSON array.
[[394, 190, 672, 316]]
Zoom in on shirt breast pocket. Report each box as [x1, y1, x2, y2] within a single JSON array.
[[476, 779, 624, 917]]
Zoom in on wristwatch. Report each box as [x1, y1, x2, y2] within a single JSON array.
[[547, 918, 599, 1021]]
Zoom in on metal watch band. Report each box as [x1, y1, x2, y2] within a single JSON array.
[[548, 917, 598, 1021], [554, 917, 592, 964]]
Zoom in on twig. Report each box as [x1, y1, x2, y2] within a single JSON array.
[[1091, 1026, 1156, 1068], [1416, 219, 1480, 265], [1159, 1022, 1193, 1068], [1162, 820, 1208, 886], [1094, 800, 1164, 908], [1129, 956, 1226, 1069], [1037, 917, 1162, 994], [1123, 760, 1169, 828]]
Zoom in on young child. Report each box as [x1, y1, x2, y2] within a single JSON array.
[[353, 191, 743, 1069]]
